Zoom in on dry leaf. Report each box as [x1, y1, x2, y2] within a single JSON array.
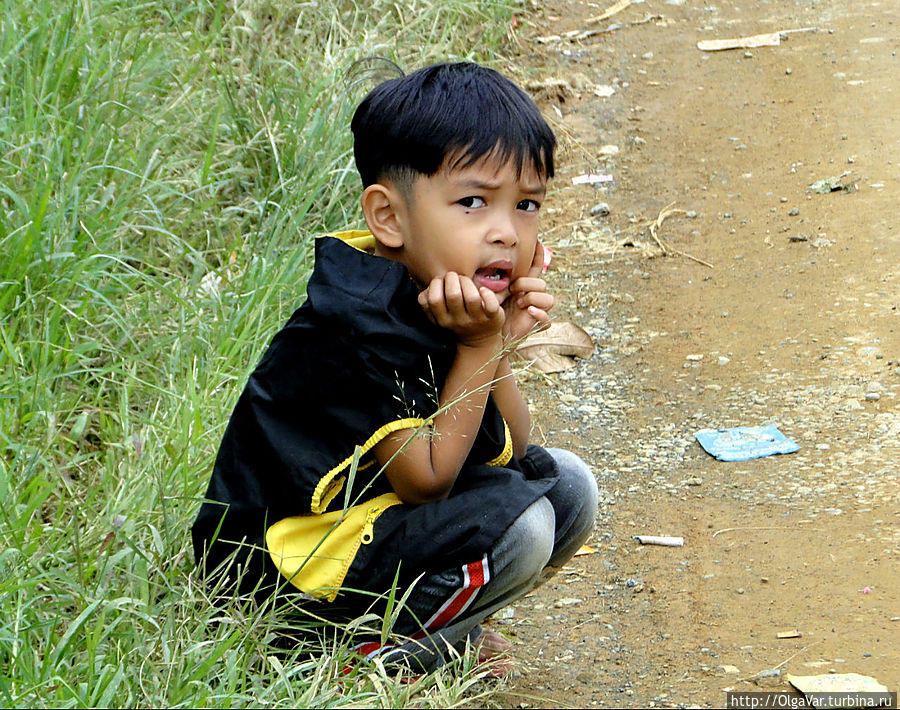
[[516, 321, 594, 373]]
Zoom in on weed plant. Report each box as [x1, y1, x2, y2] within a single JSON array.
[[0, 0, 521, 705]]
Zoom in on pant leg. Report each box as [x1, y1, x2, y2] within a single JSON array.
[[375, 496, 555, 672], [371, 448, 597, 672], [542, 447, 598, 571]]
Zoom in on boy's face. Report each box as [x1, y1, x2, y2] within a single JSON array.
[[389, 155, 547, 304]]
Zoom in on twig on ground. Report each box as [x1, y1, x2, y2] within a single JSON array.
[[648, 202, 715, 268], [587, 0, 635, 25], [738, 640, 824, 683], [711, 525, 815, 538]]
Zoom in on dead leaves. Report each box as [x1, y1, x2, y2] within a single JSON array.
[[515, 321, 594, 373]]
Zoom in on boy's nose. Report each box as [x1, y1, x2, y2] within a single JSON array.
[[487, 214, 518, 247]]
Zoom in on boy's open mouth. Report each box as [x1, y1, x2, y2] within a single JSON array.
[[473, 263, 512, 293]]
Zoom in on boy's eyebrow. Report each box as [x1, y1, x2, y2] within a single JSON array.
[[454, 178, 547, 195]]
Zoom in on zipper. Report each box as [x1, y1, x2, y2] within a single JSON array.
[[360, 505, 383, 545], [360, 498, 401, 545]]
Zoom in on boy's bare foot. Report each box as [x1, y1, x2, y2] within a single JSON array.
[[475, 628, 513, 678]]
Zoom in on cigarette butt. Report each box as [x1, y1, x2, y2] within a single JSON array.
[[632, 535, 685, 547]]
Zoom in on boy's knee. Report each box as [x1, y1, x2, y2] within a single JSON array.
[[499, 496, 555, 583], [546, 448, 598, 516]]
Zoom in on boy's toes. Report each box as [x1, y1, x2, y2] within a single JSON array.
[[474, 628, 514, 677], [475, 627, 512, 653]]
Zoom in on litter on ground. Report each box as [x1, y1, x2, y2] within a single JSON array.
[[694, 425, 800, 461], [572, 173, 613, 185], [697, 27, 817, 51], [632, 535, 684, 547]]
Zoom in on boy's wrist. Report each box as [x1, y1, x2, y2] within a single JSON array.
[[457, 332, 503, 352]]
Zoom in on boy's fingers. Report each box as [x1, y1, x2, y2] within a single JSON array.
[[509, 276, 547, 295], [527, 306, 551, 328], [442, 272, 463, 310], [480, 287, 501, 315], [517, 291, 554, 312], [421, 278, 449, 319], [458, 275, 483, 313], [527, 241, 544, 278]]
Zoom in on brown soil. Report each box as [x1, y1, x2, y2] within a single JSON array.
[[492, 0, 899, 706]]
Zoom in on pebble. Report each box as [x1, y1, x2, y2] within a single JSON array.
[[554, 598, 584, 607], [754, 668, 783, 686], [591, 202, 611, 217], [865, 392, 881, 401], [789, 207, 800, 216]]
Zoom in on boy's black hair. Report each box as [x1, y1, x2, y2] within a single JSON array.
[[351, 62, 556, 190]]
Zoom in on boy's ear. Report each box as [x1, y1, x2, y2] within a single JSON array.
[[361, 183, 406, 250]]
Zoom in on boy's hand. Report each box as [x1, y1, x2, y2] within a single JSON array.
[[504, 241, 554, 344], [418, 272, 505, 348]]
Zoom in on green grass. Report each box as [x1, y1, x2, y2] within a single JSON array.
[[0, 0, 523, 705]]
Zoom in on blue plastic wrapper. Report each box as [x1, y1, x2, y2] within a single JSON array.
[[694, 425, 800, 461]]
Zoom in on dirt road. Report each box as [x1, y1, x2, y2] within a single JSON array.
[[496, 0, 898, 706]]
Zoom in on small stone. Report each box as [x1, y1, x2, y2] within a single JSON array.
[[754, 668, 783, 686], [789, 207, 800, 216], [591, 202, 611, 217], [718, 665, 741, 675], [785, 68, 792, 75], [736, 588, 745, 595], [865, 392, 881, 401], [642, 51, 654, 60], [789, 233, 809, 242], [686, 209, 698, 218], [553, 597, 584, 607], [780, 196, 788, 202]]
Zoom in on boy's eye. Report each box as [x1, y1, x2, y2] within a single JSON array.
[[457, 196, 485, 209], [518, 199, 541, 212]]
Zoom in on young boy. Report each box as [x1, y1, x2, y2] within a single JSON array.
[[192, 62, 597, 673]]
